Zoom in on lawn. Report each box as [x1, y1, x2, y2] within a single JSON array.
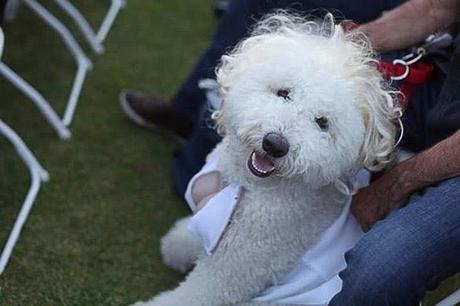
[[0, 0, 457, 305]]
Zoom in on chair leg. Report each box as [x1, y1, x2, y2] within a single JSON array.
[[96, 0, 126, 44], [23, 0, 92, 127], [0, 62, 71, 140], [62, 62, 89, 126], [54, 0, 126, 54], [0, 120, 49, 275], [54, 0, 104, 54], [436, 289, 460, 306]]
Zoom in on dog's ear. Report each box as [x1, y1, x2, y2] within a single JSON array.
[[356, 68, 400, 171], [212, 54, 236, 136], [216, 54, 237, 97], [335, 25, 401, 171]]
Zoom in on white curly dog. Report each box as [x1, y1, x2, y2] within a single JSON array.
[[134, 13, 400, 306]]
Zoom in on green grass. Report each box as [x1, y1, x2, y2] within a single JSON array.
[[0, 1, 457, 305]]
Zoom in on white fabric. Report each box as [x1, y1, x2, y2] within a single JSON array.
[[187, 183, 240, 255], [184, 147, 369, 305]]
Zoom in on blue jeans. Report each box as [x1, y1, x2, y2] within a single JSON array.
[[329, 176, 460, 305]]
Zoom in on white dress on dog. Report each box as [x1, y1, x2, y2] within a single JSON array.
[[185, 147, 369, 306]]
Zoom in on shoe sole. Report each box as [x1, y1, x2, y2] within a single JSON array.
[[119, 90, 185, 144], [119, 90, 158, 131]]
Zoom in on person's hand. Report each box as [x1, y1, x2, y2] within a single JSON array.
[[351, 172, 409, 232], [353, 130, 460, 232], [355, 0, 460, 53]]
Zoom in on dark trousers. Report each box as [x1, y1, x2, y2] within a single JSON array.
[[0, 0, 7, 24]]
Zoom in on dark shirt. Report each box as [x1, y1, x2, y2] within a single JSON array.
[[401, 35, 460, 152]]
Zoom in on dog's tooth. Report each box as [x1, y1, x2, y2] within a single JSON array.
[[248, 150, 274, 177], [251, 154, 267, 173]]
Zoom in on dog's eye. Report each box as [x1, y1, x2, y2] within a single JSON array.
[[315, 116, 329, 130], [276, 89, 290, 100]]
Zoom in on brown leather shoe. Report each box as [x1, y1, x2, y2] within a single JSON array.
[[119, 90, 194, 138]]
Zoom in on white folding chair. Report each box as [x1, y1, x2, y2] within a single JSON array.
[[0, 0, 95, 139], [6, 0, 126, 55], [1, 0, 126, 138], [54, 0, 127, 54], [435, 289, 460, 306], [1, 2, 76, 138], [23, 0, 93, 127]]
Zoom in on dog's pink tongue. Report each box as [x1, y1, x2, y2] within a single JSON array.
[[252, 151, 275, 173]]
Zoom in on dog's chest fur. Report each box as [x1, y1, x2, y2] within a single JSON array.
[[211, 172, 347, 282]]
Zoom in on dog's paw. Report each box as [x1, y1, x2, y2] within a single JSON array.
[[132, 291, 184, 306], [130, 298, 163, 306], [130, 302, 150, 306], [160, 217, 203, 273]]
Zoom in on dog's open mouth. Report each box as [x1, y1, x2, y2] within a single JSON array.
[[247, 150, 275, 178]]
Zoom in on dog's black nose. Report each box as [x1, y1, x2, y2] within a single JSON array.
[[262, 132, 289, 158]]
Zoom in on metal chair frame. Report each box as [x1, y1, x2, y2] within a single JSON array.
[[0, 0, 125, 139], [54, 0, 126, 54], [0, 120, 49, 275], [435, 289, 460, 306]]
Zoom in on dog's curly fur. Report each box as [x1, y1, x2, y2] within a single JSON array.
[[133, 12, 400, 306]]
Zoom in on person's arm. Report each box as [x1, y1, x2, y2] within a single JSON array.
[[352, 130, 460, 231], [358, 0, 460, 52]]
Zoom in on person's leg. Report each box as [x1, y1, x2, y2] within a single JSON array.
[[172, 0, 257, 123], [119, 0, 258, 136], [172, 108, 221, 196], [119, 0, 263, 140], [0, 0, 7, 24], [329, 176, 460, 306]]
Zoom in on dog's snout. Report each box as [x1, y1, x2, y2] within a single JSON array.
[[262, 132, 289, 158]]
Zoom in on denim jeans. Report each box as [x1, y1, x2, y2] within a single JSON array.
[[329, 176, 460, 305]]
